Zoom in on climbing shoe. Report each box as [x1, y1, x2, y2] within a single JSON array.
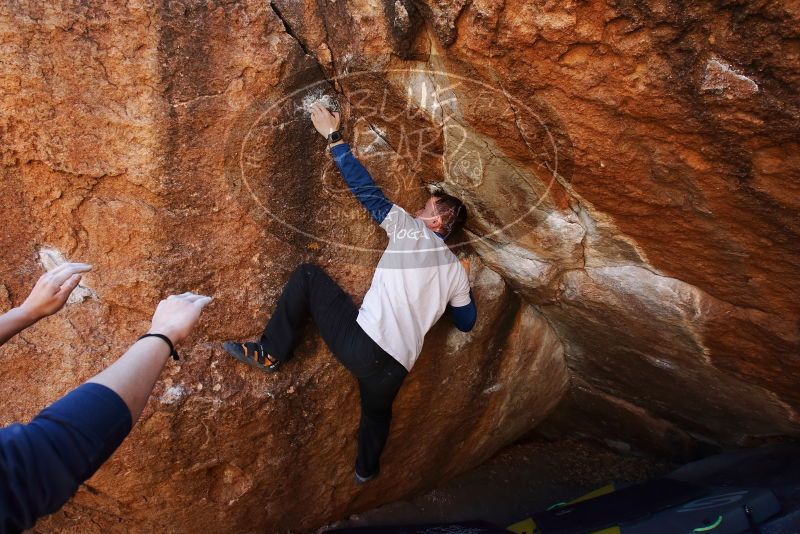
[[354, 469, 376, 485], [223, 341, 281, 373]]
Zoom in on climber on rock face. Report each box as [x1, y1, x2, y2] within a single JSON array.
[[223, 100, 477, 484], [0, 262, 212, 532]]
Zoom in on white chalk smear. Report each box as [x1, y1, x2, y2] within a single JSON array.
[[700, 58, 759, 97], [394, 0, 410, 30], [483, 383, 503, 395], [298, 89, 340, 116], [160, 385, 187, 405]]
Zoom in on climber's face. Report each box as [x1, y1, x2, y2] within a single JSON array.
[[415, 196, 445, 234]]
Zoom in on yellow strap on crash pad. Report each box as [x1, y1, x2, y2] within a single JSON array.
[[506, 484, 618, 533], [506, 518, 536, 534], [571, 484, 615, 504]]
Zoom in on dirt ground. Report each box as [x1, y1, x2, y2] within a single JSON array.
[[321, 438, 676, 531]]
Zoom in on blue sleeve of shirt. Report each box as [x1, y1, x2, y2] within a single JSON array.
[[0, 382, 132, 532], [330, 143, 393, 224], [449, 291, 477, 332]]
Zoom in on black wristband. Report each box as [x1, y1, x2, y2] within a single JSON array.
[[138, 333, 180, 361]]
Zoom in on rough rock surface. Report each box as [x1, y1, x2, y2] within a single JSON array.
[[0, 0, 798, 532]]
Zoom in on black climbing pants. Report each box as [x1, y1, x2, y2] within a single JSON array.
[[259, 263, 408, 477]]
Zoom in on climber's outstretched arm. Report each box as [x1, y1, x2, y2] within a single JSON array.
[[0, 292, 211, 532], [309, 101, 393, 224], [329, 141, 393, 224], [0, 262, 91, 346]]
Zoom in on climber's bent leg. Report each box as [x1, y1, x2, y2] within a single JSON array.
[[259, 263, 379, 376], [355, 355, 408, 479]]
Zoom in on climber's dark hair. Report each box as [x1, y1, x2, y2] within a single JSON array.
[[432, 191, 467, 239]]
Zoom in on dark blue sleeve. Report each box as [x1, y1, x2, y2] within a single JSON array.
[[330, 142, 393, 224], [0, 382, 132, 532], [448, 292, 477, 332]]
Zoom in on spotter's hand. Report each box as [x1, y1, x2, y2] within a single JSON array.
[[310, 101, 340, 139], [148, 292, 213, 346], [19, 262, 92, 321]]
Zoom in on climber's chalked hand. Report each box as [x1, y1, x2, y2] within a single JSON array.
[[19, 262, 92, 321], [310, 101, 340, 139]]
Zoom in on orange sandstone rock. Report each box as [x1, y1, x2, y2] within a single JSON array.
[[0, 0, 797, 531]]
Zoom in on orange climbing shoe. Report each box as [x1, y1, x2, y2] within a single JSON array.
[[223, 341, 282, 373]]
